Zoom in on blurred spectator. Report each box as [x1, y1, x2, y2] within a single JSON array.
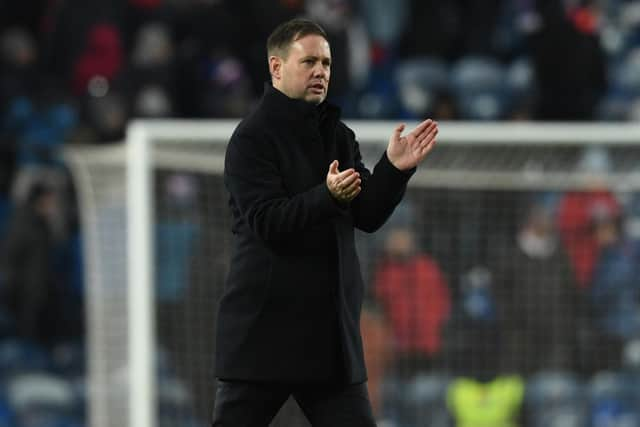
[[0, 1, 48, 36], [447, 375, 525, 427], [0, 182, 57, 344], [440, 266, 500, 380], [134, 85, 174, 118], [1, 28, 40, 190], [197, 53, 253, 118], [72, 23, 124, 96], [2, 95, 78, 167], [77, 92, 128, 143], [430, 91, 461, 120], [530, 0, 607, 120], [557, 147, 621, 290], [41, 0, 121, 82], [398, 0, 504, 62], [126, 21, 177, 114], [493, 198, 580, 375], [587, 205, 640, 368], [0, 28, 40, 103], [373, 226, 451, 377], [393, 58, 458, 120], [225, 0, 305, 93]]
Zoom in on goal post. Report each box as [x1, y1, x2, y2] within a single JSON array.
[[65, 120, 640, 427]]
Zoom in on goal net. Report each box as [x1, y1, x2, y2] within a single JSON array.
[[65, 120, 640, 427]]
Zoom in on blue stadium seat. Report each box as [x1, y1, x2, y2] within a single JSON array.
[[388, 373, 451, 427], [588, 371, 640, 427], [503, 57, 535, 116], [7, 372, 78, 427], [525, 371, 587, 427], [596, 89, 635, 120], [0, 397, 15, 427], [155, 222, 198, 303], [0, 339, 51, 376], [35, 417, 85, 427], [450, 56, 509, 120], [158, 376, 195, 416], [505, 57, 534, 98], [610, 51, 640, 97], [157, 376, 206, 427]]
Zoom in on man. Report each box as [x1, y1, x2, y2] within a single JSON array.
[[213, 18, 438, 426]]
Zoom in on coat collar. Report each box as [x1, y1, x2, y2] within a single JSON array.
[[262, 83, 340, 122]]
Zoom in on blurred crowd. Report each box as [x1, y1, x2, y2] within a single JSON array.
[[359, 156, 640, 425], [2, 0, 640, 426]]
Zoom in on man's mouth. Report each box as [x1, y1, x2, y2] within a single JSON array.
[[309, 83, 325, 93]]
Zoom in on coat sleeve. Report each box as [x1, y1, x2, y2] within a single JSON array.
[[348, 128, 415, 233], [224, 131, 346, 246]]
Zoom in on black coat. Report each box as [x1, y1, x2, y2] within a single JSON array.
[[215, 84, 414, 384]]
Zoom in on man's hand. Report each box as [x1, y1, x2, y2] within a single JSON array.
[[326, 160, 361, 204], [386, 119, 438, 171]]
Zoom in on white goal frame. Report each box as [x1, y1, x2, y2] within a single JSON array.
[[81, 119, 640, 427]]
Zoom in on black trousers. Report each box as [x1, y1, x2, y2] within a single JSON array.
[[211, 380, 377, 427]]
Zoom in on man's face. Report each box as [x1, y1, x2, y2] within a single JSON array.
[[271, 34, 331, 104]]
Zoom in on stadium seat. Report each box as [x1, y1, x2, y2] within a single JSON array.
[[505, 57, 535, 98], [389, 373, 451, 427], [450, 56, 509, 120], [525, 371, 587, 427], [155, 222, 198, 303], [622, 339, 640, 371], [596, 89, 635, 120], [158, 376, 192, 409], [503, 57, 535, 117], [0, 339, 51, 376], [588, 371, 640, 427], [0, 397, 15, 427], [156, 375, 207, 427], [610, 48, 640, 97], [7, 372, 78, 427], [33, 417, 85, 427]]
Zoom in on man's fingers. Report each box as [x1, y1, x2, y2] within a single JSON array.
[[419, 139, 437, 157], [414, 120, 437, 142], [413, 123, 438, 147], [336, 168, 358, 182], [328, 160, 339, 175], [340, 173, 359, 188], [393, 123, 406, 141], [409, 119, 434, 139], [345, 186, 361, 200], [327, 164, 361, 201]]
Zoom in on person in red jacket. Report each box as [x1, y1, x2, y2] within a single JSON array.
[[374, 226, 451, 376], [557, 189, 621, 289]]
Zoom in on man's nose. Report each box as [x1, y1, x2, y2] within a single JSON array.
[[313, 64, 327, 78]]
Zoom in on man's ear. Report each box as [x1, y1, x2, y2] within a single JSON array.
[[269, 56, 282, 81]]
